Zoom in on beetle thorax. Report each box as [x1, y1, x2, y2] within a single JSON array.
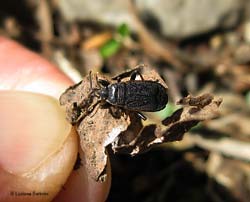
[[107, 84, 117, 104]]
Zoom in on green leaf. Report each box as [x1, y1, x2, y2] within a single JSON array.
[[246, 91, 250, 105], [154, 102, 177, 120], [117, 23, 130, 38], [190, 122, 202, 131], [100, 39, 121, 58]]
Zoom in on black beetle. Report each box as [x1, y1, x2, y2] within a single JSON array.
[[89, 67, 168, 120]]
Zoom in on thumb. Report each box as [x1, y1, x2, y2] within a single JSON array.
[[0, 91, 78, 202], [0, 37, 111, 202]]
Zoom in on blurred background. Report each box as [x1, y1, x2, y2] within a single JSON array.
[[1, 0, 250, 201]]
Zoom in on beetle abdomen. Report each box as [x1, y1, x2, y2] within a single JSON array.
[[117, 81, 168, 112]]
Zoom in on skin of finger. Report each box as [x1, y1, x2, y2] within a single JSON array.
[[0, 125, 78, 202], [0, 91, 78, 202], [0, 37, 111, 201], [0, 36, 72, 99], [0, 91, 77, 173], [53, 149, 111, 202]]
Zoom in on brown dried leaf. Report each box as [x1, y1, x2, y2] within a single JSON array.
[[60, 73, 108, 124], [60, 65, 222, 181], [77, 107, 130, 181], [112, 94, 222, 155], [60, 70, 138, 181]]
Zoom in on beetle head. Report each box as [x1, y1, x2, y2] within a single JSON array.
[[98, 87, 109, 100]]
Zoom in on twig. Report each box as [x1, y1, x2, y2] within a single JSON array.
[[36, 0, 53, 57], [53, 51, 83, 83], [186, 133, 250, 162], [127, 0, 187, 72]]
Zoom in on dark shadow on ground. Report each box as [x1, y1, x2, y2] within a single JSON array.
[[107, 147, 240, 202]]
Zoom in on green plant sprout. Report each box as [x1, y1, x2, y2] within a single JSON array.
[[100, 23, 130, 58]]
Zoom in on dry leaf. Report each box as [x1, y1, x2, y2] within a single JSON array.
[[60, 65, 222, 181]]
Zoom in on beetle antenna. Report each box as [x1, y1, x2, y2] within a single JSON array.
[[88, 71, 100, 100], [95, 73, 102, 89], [89, 71, 93, 90]]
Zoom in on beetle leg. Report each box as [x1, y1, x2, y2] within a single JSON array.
[[112, 64, 145, 82], [108, 106, 123, 118], [98, 79, 110, 87], [136, 112, 147, 120], [130, 69, 144, 81], [112, 74, 125, 82]]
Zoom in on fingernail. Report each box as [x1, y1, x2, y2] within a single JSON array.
[[0, 91, 72, 174]]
